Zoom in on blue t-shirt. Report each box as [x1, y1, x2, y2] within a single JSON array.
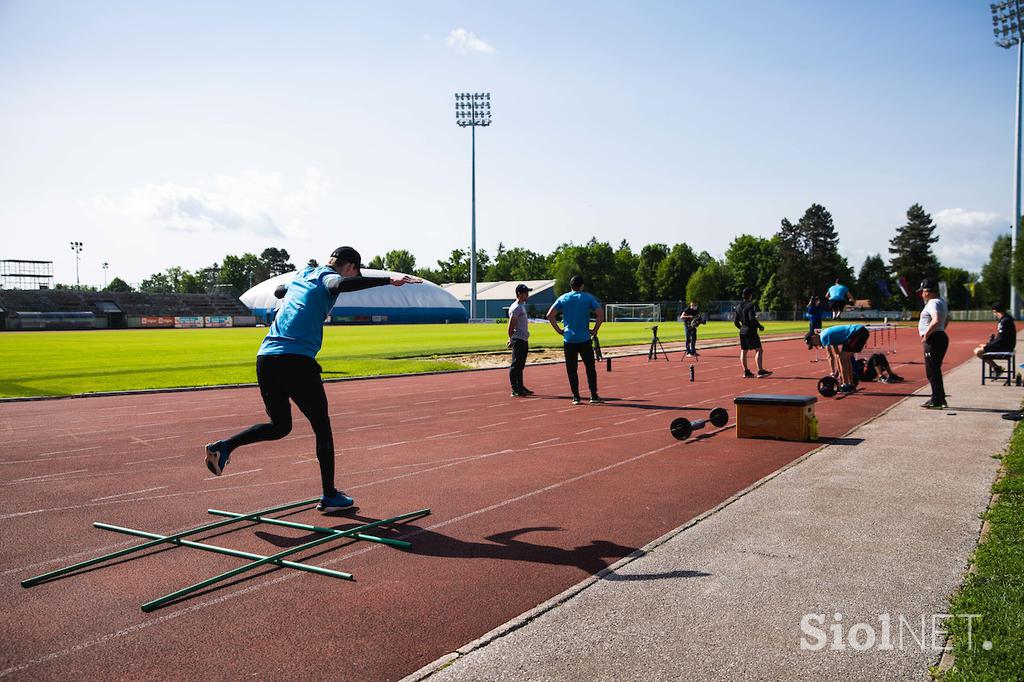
[[827, 284, 850, 302], [258, 266, 342, 358], [819, 324, 865, 347], [552, 290, 601, 344], [806, 305, 823, 327]]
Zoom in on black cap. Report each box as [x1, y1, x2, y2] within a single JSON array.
[[569, 275, 584, 290], [916, 278, 938, 293], [803, 331, 816, 348], [992, 301, 1006, 313], [515, 284, 532, 294], [741, 287, 754, 299], [330, 246, 362, 270]]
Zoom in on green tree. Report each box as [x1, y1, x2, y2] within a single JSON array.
[[800, 203, 851, 296], [218, 253, 262, 293], [723, 234, 779, 298], [367, 255, 385, 270], [103, 277, 133, 292], [939, 266, 973, 310], [611, 240, 639, 302], [655, 243, 700, 300], [635, 243, 669, 301], [888, 203, 940, 306], [489, 245, 549, 281], [759, 273, 787, 311], [413, 266, 442, 284], [855, 255, 893, 309], [775, 217, 810, 309], [384, 249, 416, 274], [259, 247, 294, 278], [549, 238, 617, 302], [979, 234, 1012, 307], [139, 272, 173, 293], [684, 259, 730, 304]]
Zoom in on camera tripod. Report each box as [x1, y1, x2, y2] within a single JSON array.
[[647, 325, 669, 362]]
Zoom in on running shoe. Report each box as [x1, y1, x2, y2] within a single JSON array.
[[317, 490, 355, 512], [757, 369, 773, 377], [519, 388, 535, 396], [511, 390, 524, 397], [743, 370, 755, 378], [589, 395, 605, 404], [572, 396, 582, 405], [838, 384, 856, 393], [889, 375, 905, 382], [921, 401, 948, 410], [205, 441, 230, 476]]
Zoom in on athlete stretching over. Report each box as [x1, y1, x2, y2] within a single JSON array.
[[204, 246, 419, 512]]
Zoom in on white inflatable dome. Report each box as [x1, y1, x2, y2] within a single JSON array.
[[240, 269, 469, 324]]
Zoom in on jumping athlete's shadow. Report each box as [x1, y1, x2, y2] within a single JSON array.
[[257, 521, 708, 580]]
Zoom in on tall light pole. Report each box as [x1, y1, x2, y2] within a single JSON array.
[[992, 1, 1024, 317], [455, 92, 492, 320], [102, 262, 109, 288], [70, 241, 83, 287]]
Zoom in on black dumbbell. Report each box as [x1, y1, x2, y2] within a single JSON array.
[[817, 373, 860, 398], [670, 407, 729, 440]]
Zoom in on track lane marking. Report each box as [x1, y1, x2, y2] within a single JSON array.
[[91, 486, 167, 502]]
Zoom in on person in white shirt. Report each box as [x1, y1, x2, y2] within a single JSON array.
[[917, 278, 949, 409], [507, 284, 534, 397]]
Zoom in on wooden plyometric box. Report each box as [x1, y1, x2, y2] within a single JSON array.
[[734, 394, 818, 441]]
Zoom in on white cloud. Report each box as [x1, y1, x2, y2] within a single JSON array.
[[91, 168, 328, 238], [445, 28, 495, 54], [933, 208, 1008, 273]]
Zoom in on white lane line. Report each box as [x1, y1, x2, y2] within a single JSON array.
[[445, 408, 474, 415], [414, 399, 439, 405], [399, 416, 430, 423], [91, 486, 167, 502], [130, 435, 181, 445], [203, 468, 262, 481], [346, 424, 383, 432], [575, 427, 601, 435], [614, 418, 638, 425], [13, 469, 87, 483], [131, 454, 184, 465], [521, 413, 546, 421], [644, 410, 667, 418], [367, 441, 410, 451], [18, 446, 100, 459], [426, 431, 462, 440], [529, 437, 560, 446], [477, 422, 507, 429], [135, 410, 177, 416]]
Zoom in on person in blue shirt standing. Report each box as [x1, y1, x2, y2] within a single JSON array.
[[547, 275, 604, 405], [805, 295, 824, 335], [204, 246, 419, 512], [826, 278, 855, 319], [804, 323, 870, 393]]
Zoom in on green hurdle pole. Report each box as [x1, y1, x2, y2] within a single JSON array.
[[93, 523, 353, 580], [140, 508, 431, 612], [206, 509, 413, 549], [21, 497, 319, 588]]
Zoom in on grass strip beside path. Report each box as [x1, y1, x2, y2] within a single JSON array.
[[942, 411, 1024, 680]]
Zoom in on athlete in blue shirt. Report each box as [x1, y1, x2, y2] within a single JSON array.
[[205, 246, 419, 512], [804, 323, 870, 392], [547, 275, 604, 404], [826, 279, 855, 319]]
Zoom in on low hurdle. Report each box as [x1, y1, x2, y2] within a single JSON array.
[[865, 322, 897, 355], [21, 497, 431, 612]]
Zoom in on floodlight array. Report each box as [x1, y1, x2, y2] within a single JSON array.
[[993, 0, 1024, 48], [454, 92, 492, 127]]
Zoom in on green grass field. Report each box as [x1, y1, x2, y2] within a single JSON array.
[[0, 320, 817, 398]]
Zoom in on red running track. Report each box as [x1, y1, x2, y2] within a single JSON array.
[[0, 324, 990, 680]]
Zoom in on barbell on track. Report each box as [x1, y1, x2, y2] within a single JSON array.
[[817, 373, 859, 398], [670, 407, 729, 440]]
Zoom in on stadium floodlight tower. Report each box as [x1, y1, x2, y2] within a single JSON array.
[[992, 0, 1024, 317], [102, 262, 109, 287], [454, 92, 491, 320], [70, 241, 83, 287]]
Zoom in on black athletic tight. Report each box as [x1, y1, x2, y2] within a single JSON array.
[[223, 354, 335, 496], [563, 340, 598, 399]]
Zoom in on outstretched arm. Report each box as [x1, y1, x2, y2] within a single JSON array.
[[326, 274, 421, 296]]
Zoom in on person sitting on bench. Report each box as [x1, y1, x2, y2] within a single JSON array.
[[852, 352, 904, 384], [974, 302, 1017, 378]]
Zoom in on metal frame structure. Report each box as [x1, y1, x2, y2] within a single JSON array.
[[0, 259, 54, 290], [22, 498, 431, 612], [454, 92, 492, 321]]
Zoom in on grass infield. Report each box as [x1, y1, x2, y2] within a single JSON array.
[[0, 320, 824, 398], [941, 411, 1024, 680]]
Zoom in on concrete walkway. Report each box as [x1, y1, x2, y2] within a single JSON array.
[[407, 355, 1019, 681]]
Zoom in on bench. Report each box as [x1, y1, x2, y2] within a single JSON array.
[[981, 351, 1015, 386]]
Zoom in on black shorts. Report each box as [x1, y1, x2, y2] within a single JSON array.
[[841, 326, 869, 354], [739, 329, 761, 350], [829, 299, 846, 313]]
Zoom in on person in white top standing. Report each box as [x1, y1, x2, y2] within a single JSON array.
[[917, 278, 949, 409], [507, 284, 534, 397]]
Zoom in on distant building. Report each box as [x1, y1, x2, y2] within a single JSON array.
[[442, 280, 556, 319]]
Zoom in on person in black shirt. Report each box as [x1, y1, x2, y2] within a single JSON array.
[[733, 287, 771, 378], [973, 302, 1017, 378], [680, 300, 702, 356]]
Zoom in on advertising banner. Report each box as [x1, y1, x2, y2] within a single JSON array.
[[141, 316, 175, 328], [204, 315, 233, 328], [174, 316, 204, 328]]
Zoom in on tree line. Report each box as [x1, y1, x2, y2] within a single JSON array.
[[91, 202, 1012, 311]]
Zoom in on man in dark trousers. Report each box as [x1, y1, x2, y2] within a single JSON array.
[[680, 299, 702, 356], [973, 302, 1017, 378], [204, 246, 419, 512], [507, 284, 534, 397], [734, 287, 771, 378], [918, 278, 949, 409], [547, 275, 604, 404]]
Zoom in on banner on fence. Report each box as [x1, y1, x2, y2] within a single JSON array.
[[174, 316, 204, 328], [204, 315, 233, 328], [140, 316, 175, 328], [232, 315, 257, 327]]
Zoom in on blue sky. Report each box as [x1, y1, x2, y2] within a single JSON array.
[[0, 1, 1015, 287]]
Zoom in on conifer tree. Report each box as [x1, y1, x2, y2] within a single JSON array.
[[888, 203, 940, 296]]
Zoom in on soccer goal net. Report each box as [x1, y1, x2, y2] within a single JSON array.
[[605, 303, 661, 322]]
